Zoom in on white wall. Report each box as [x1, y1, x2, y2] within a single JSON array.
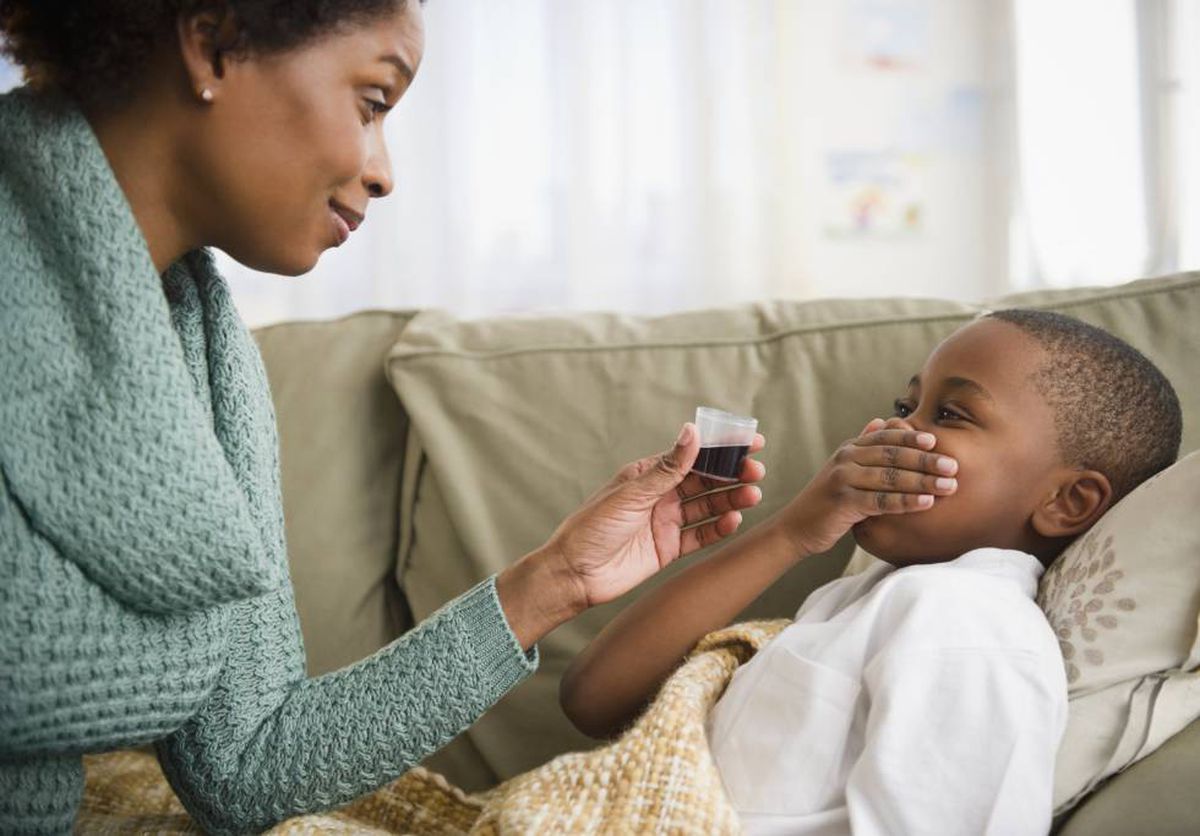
[[776, 0, 1011, 303]]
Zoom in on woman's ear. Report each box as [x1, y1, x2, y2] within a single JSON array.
[[176, 7, 240, 100], [1031, 469, 1114, 539]]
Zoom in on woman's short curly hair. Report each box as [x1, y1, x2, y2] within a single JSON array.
[[0, 0, 408, 111]]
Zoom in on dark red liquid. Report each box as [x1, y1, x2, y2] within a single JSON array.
[[692, 444, 750, 481]]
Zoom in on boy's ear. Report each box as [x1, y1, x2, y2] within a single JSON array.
[[1031, 469, 1114, 539]]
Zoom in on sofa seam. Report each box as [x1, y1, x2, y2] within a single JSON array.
[[253, 308, 422, 338], [387, 277, 1200, 363]]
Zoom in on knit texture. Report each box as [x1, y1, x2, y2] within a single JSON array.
[[0, 87, 537, 834], [75, 620, 788, 834]]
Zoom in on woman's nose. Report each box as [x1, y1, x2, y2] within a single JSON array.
[[363, 133, 394, 199]]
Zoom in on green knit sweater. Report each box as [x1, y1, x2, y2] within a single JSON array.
[[0, 88, 537, 834]]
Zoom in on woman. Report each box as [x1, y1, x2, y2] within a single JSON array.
[[0, 2, 766, 833]]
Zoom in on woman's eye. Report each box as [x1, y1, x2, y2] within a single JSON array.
[[360, 89, 392, 122], [892, 399, 913, 418], [363, 98, 389, 118], [937, 406, 966, 422]]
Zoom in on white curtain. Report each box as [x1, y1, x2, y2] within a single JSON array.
[[222, 0, 1013, 326], [13, 2, 1190, 324], [1009, 0, 1150, 288], [1174, 0, 1200, 269], [224, 0, 794, 324]]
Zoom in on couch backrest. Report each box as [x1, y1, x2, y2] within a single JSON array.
[[379, 273, 1200, 789], [254, 310, 417, 676]]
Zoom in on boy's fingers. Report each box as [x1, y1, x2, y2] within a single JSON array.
[[851, 466, 957, 496], [858, 490, 935, 515], [859, 417, 888, 437], [854, 427, 937, 451], [749, 433, 766, 453], [850, 446, 958, 476]]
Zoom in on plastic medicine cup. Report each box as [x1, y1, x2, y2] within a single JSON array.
[[692, 406, 758, 482]]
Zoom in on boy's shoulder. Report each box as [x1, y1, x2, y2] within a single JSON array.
[[867, 548, 1053, 651], [881, 547, 1041, 599]]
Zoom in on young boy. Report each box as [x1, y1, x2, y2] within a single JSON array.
[[560, 309, 1182, 835]]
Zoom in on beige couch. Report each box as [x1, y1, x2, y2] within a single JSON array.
[[254, 272, 1200, 835]]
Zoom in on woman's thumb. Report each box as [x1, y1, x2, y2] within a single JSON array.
[[635, 423, 700, 496]]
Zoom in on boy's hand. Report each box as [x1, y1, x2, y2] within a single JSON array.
[[773, 417, 958, 558]]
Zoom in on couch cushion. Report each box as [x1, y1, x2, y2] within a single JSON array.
[[384, 273, 1200, 792], [1056, 715, 1200, 835], [255, 310, 417, 676], [386, 298, 970, 787]]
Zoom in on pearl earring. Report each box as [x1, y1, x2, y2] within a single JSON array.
[[200, 88, 214, 103]]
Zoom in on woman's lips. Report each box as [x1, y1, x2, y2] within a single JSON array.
[[330, 208, 351, 246], [328, 201, 363, 246]]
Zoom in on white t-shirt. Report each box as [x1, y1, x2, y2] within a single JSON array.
[[707, 548, 1068, 836]]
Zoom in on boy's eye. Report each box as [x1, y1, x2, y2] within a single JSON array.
[[892, 400, 968, 423]]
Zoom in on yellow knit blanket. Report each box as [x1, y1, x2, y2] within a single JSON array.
[[80, 620, 787, 835]]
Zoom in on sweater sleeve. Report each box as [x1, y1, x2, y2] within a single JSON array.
[[155, 575, 537, 834]]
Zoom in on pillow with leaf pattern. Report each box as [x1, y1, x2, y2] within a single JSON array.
[[1036, 450, 1200, 813]]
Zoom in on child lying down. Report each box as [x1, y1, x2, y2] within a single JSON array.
[[561, 309, 1182, 835]]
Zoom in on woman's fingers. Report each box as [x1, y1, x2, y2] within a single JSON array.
[[680, 483, 762, 526], [739, 454, 766, 483], [676, 454, 765, 499], [675, 470, 725, 497], [679, 511, 743, 556]]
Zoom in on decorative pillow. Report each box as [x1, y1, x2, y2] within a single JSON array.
[[842, 451, 1200, 815], [1036, 450, 1200, 813]]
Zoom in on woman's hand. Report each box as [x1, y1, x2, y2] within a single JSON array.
[[771, 416, 958, 558], [496, 423, 765, 648], [551, 422, 766, 607]]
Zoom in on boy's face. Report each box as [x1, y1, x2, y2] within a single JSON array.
[[853, 318, 1064, 566]]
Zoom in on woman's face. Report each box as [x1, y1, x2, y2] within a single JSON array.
[[182, 4, 424, 275]]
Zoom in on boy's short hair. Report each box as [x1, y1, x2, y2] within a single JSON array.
[[985, 309, 1182, 503]]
